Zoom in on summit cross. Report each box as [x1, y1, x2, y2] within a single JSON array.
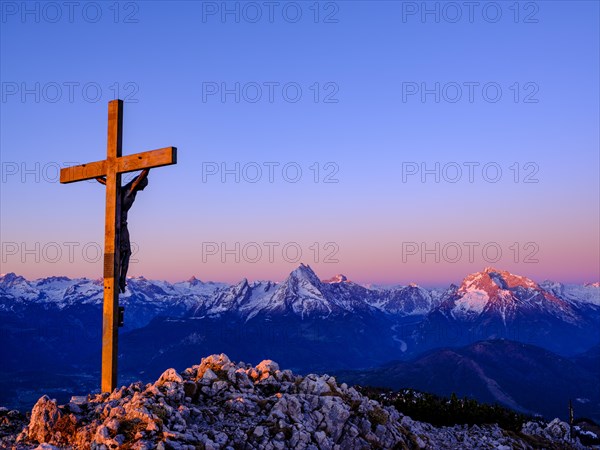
[[60, 99, 177, 392]]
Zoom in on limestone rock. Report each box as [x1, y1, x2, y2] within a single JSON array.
[[26, 396, 62, 443], [4, 354, 588, 450]]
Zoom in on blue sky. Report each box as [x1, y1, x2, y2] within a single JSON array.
[[1, 1, 598, 285]]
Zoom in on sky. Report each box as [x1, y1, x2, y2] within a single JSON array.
[[1, 1, 599, 286]]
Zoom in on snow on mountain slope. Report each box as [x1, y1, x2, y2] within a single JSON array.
[[2, 267, 598, 324], [188, 264, 382, 319], [373, 284, 435, 315], [444, 267, 581, 324], [172, 276, 227, 297], [33, 276, 75, 299], [322, 273, 350, 283], [540, 280, 600, 306], [0, 273, 46, 303], [411, 270, 600, 357], [238, 264, 432, 319], [0, 272, 226, 312], [255, 264, 346, 318], [61, 278, 104, 305], [190, 278, 277, 319]]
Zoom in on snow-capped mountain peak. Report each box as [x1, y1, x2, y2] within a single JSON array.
[[0, 272, 31, 291], [460, 268, 538, 294], [0, 272, 43, 302], [287, 263, 322, 284], [541, 280, 600, 307], [186, 276, 203, 285], [265, 264, 335, 318], [322, 274, 350, 284], [448, 268, 578, 323]]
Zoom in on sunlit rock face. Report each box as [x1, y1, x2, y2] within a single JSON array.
[[415, 268, 600, 356], [5, 354, 586, 450]]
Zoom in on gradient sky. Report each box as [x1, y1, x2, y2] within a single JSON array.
[[1, 1, 599, 286]]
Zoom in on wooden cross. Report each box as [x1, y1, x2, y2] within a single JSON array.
[[60, 99, 177, 393]]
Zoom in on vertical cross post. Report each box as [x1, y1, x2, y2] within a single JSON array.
[[102, 99, 123, 393]]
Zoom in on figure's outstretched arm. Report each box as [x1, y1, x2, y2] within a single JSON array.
[[96, 177, 107, 185], [129, 169, 150, 192]]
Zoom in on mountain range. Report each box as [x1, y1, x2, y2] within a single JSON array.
[[2, 265, 597, 331], [0, 265, 598, 419]]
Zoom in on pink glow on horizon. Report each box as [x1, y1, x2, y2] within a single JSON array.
[[5, 258, 599, 287]]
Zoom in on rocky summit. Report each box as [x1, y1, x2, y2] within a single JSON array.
[[2, 354, 587, 450]]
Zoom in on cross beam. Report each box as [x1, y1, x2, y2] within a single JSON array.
[[60, 99, 176, 393]]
